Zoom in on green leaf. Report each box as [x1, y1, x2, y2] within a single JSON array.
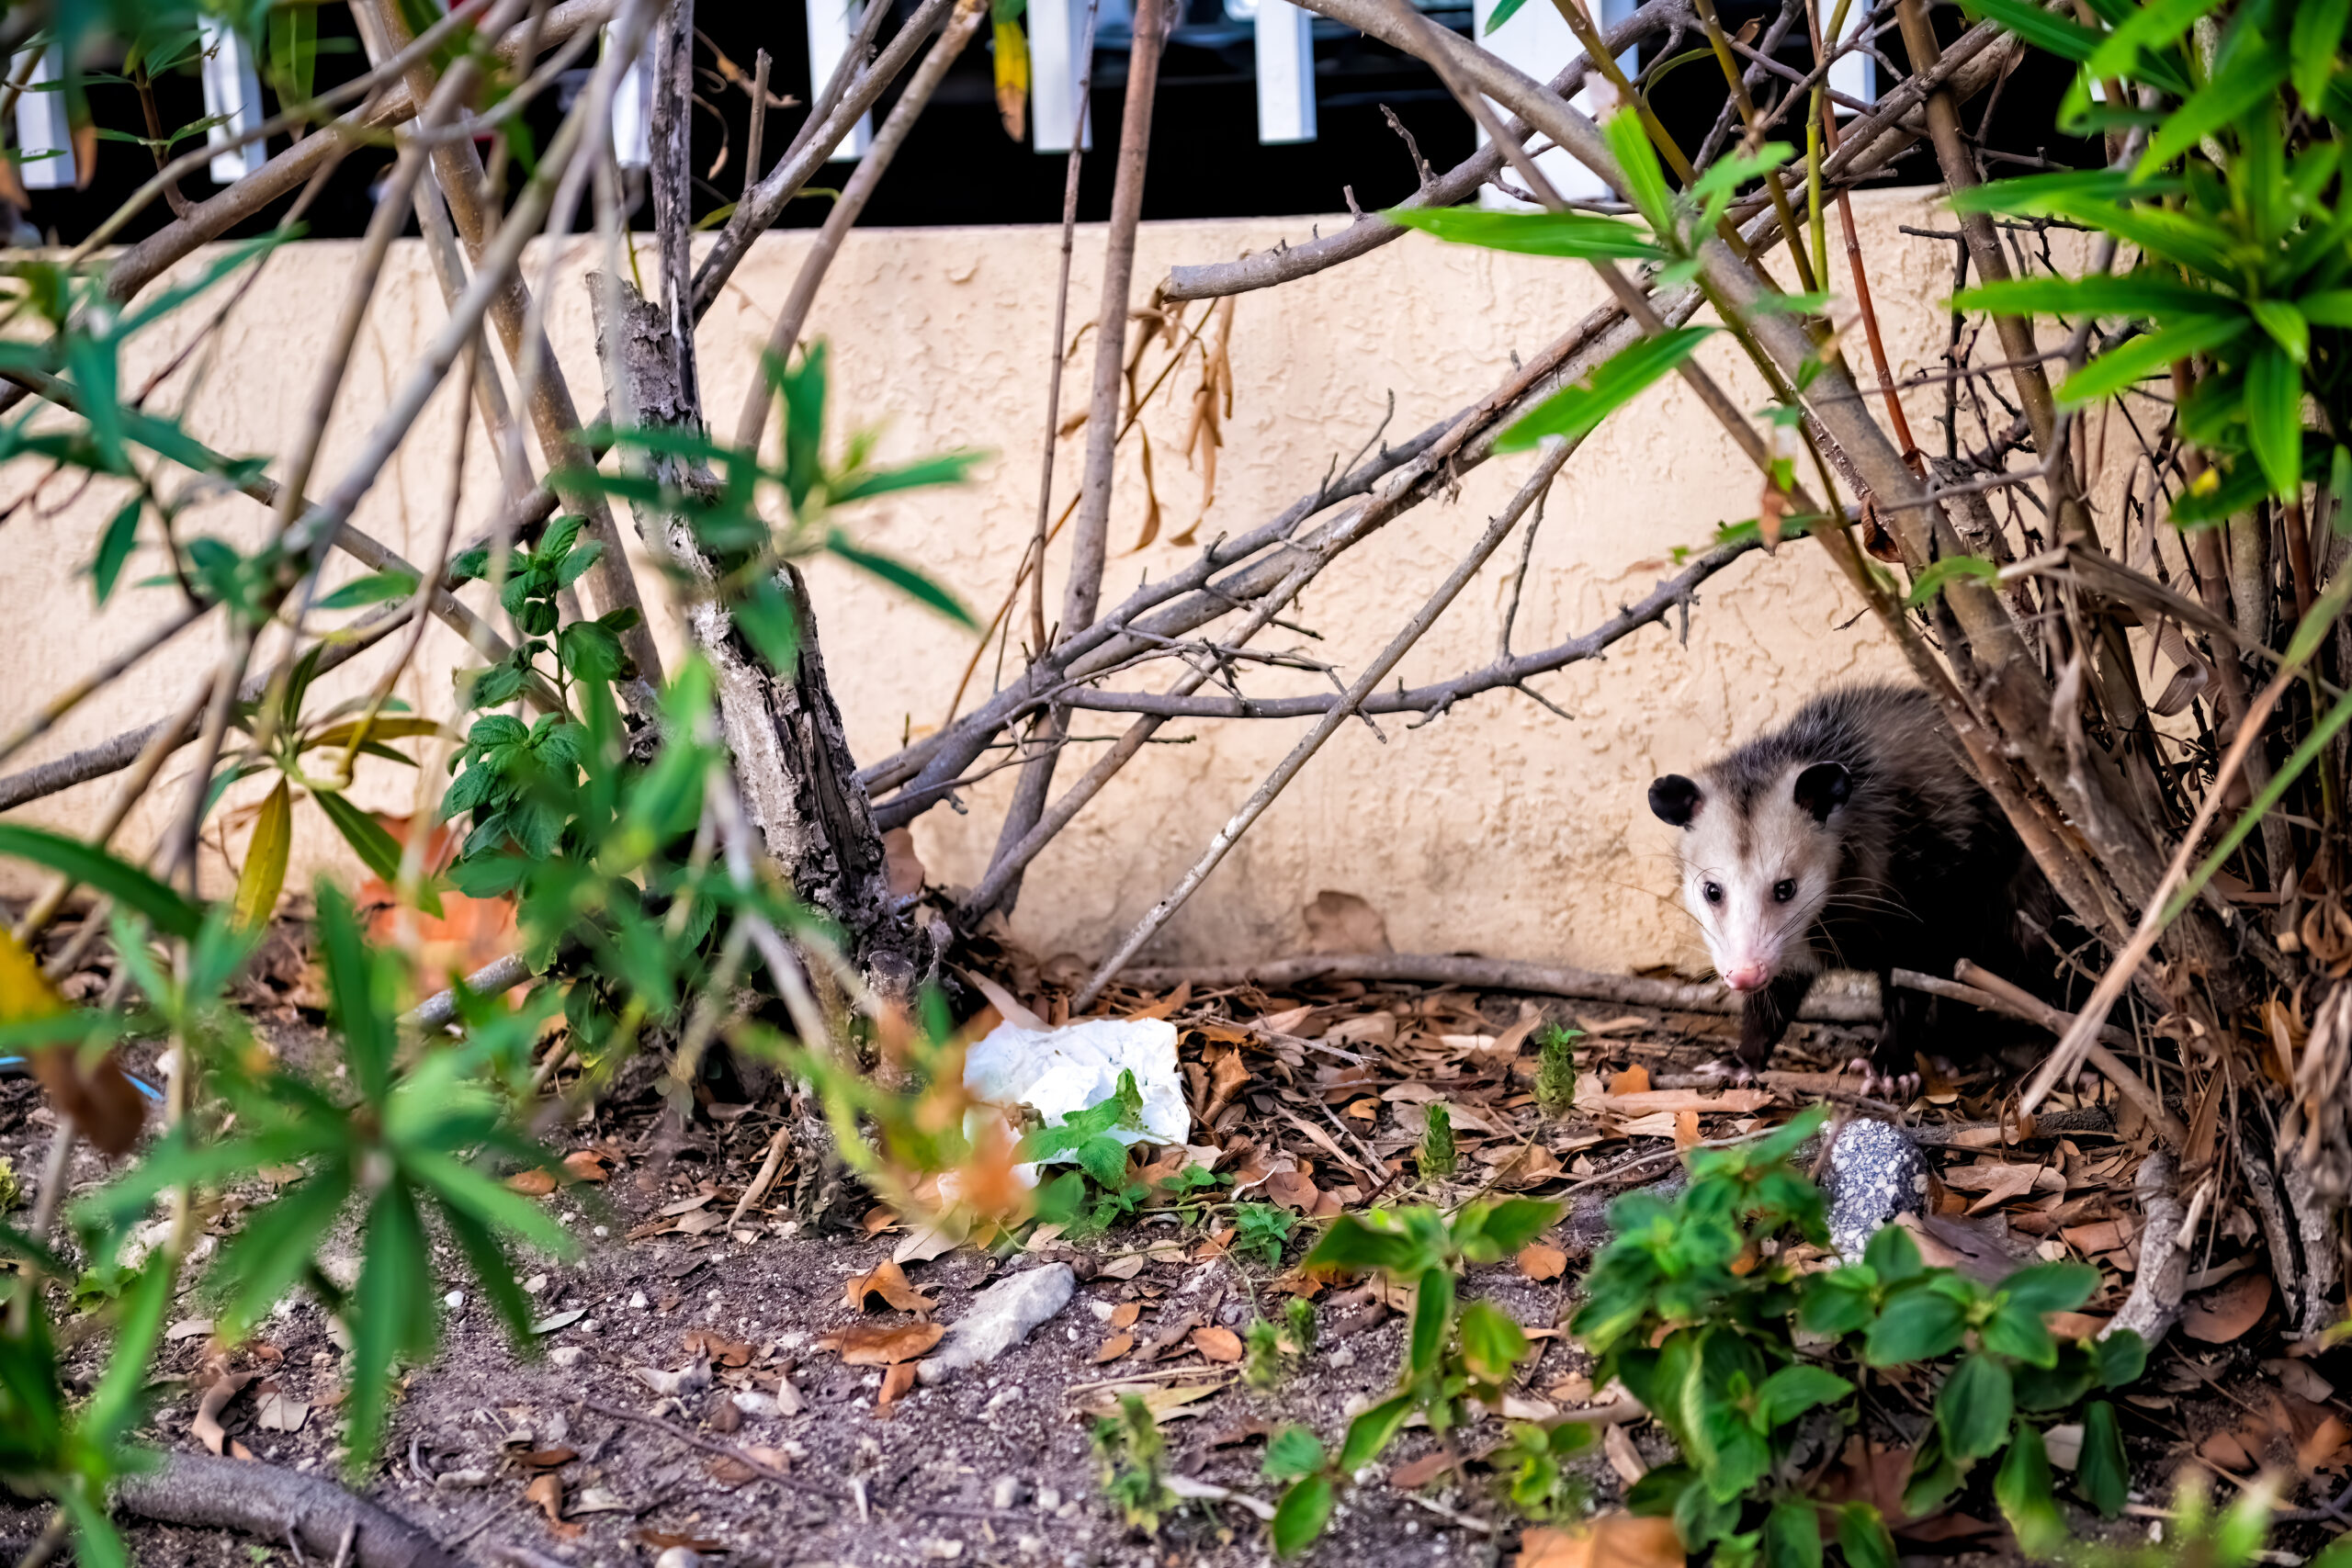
[[1408, 1266, 1453, 1376], [2251, 299, 2311, 365], [1864, 1224, 1923, 1283], [344, 1180, 435, 1471], [827, 450, 989, 505], [92, 495, 141, 604], [316, 880, 393, 1104], [2293, 0, 2352, 105], [0, 823, 201, 939], [1905, 554, 1999, 607], [1263, 1424, 1327, 1481], [1755, 1363, 1853, 1428], [2000, 1261, 2099, 1316], [1955, 272, 2220, 320], [315, 570, 419, 611], [2091, 1328, 2146, 1388], [823, 530, 978, 628], [1272, 1474, 1335, 1557], [1981, 1300, 2059, 1368], [1836, 1504, 1897, 1568], [2139, 45, 2291, 175], [1959, 0, 2103, 59], [2244, 342, 2306, 495], [312, 791, 439, 917], [1338, 1393, 1415, 1472], [1386, 205, 1663, 262], [1457, 1298, 1530, 1383], [1937, 1354, 2015, 1461], [268, 3, 318, 102], [232, 778, 292, 931], [2084, 0, 2215, 82], [1599, 106, 1677, 235], [1461, 1198, 1562, 1258], [2077, 1401, 2128, 1517], [1994, 1424, 2067, 1557], [209, 1168, 356, 1338], [1762, 1497, 1822, 1568], [1498, 326, 1715, 453], [1304, 1214, 1420, 1275], [1865, 1286, 1969, 1365], [1485, 0, 1532, 28], [82, 1255, 173, 1450], [2057, 315, 2248, 402]]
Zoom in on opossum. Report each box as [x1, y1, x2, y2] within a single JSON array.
[[1647, 683, 2051, 1093]]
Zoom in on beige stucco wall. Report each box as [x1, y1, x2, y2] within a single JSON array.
[[0, 190, 2011, 976]]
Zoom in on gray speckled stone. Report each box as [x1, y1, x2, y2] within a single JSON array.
[[917, 1263, 1075, 1385], [1821, 1120, 1928, 1255]]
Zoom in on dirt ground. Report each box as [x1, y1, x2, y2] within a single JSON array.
[[1, 969, 2346, 1568]]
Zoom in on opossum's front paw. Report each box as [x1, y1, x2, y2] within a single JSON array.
[[1843, 1056, 1921, 1101], [1700, 1057, 1760, 1086]]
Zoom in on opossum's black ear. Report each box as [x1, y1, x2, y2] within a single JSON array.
[[1649, 774, 1703, 827], [1793, 761, 1851, 821]]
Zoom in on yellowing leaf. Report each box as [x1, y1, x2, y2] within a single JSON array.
[[0, 926, 65, 1024], [233, 778, 293, 931], [993, 18, 1028, 141]]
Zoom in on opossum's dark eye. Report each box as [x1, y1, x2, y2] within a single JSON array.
[[1773, 878, 1796, 903], [1702, 881, 1723, 905]]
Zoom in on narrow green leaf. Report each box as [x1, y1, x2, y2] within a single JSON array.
[[1386, 205, 1664, 262], [92, 495, 140, 604], [2056, 315, 2248, 403], [2250, 299, 2310, 365], [1959, 0, 2103, 59], [1836, 1504, 1897, 1568], [0, 823, 201, 939], [2084, 0, 2215, 82], [1994, 1424, 2067, 1557], [2138, 46, 2291, 175], [823, 530, 979, 629], [1905, 554, 1999, 607], [1485, 0, 1532, 29], [1498, 326, 1715, 452], [345, 1180, 434, 1472], [2293, 0, 2352, 105], [315, 570, 419, 611], [1338, 1393, 1415, 1472], [1409, 1266, 1453, 1376], [1600, 107, 1676, 235], [1263, 1425, 1327, 1481], [315, 879, 393, 1104], [2244, 342, 2306, 495]]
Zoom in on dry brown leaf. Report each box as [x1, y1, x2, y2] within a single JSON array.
[[562, 1150, 610, 1183], [1095, 1333, 1135, 1363], [876, 1360, 918, 1412], [2182, 1272, 2273, 1343], [28, 1043, 147, 1156], [1672, 1110, 1702, 1149], [503, 1168, 559, 1197], [517, 1448, 578, 1471], [1303, 891, 1390, 954], [1514, 1514, 1681, 1568], [1605, 1066, 1652, 1095], [883, 828, 926, 898], [1603, 1424, 1648, 1484], [1389, 1451, 1454, 1489], [1592, 1089, 1771, 1114], [817, 1321, 945, 1365], [683, 1329, 754, 1367], [861, 1205, 899, 1237], [1963, 1163, 2047, 1215], [843, 1260, 938, 1314], [638, 1532, 726, 1552], [1191, 1325, 1245, 1363], [193, 1371, 255, 1456], [1518, 1244, 1567, 1282], [1110, 1302, 1140, 1329], [524, 1473, 584, 1540]]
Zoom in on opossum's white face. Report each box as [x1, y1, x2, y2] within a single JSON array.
[[1649, 762, 1851, 993]]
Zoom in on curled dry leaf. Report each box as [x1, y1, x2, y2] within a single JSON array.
[[562, 1149, 610, 1182], [1191, 1326, 1244, 1364], [877, 1360, 918, 1411], [503, 1168, 559, 1197], [1603, 1423, 1648, 1484], [193, 1370, 256, 1457], [1672, 1110, 1702, 1150], [524, 1473, 584, 1540], [1605, 1066, 1651, 1095], [1110, 1302, 1140, 1329], [1095, 1333, 1135, 1363], [1517, 1243, 1567, 1282], [2182, 1271, 2273, 1343], [817, 1321, 945, 1366], [516, 1448, 577, 1471]]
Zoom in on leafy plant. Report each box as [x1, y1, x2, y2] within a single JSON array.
[[1266, 1196, 1562, 1553], [1093, 1393, 1176, 1533], [1573, 1108, 2146, 1564], [1244, 1297, 1318, 1390], [1533, 1022, 1580, 1116], [75, 885, 573, 1470], [1233, 1200, 1296, 1268], [1417, 1101, 1457, 1181]]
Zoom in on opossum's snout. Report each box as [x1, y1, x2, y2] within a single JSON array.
[[1722, 959, 1771, 992]]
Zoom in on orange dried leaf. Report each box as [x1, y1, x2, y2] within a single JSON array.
[[843, 1260, 937, 1314], [2182, 1272, 2273, 1343], [1110, 1302, 1140, 1329], [1672, 1109, 1701, 1149], [876, 1359, 918, 1412], [1191, 1325, 1244, 1363], [1606, 1065, 1651, 1095], [1517, 1244, 1567, 1282], [817, 1321, 945, 1366], [524, 1473, 584, 1540], [1095, 1333, 1135, 1363], [1515, 1515, 1683, 1568], [562, 1150, 610, 1182], [504, 1168, 559, 1197]]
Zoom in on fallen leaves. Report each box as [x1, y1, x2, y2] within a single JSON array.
[[2182, 1271, 2272, 1342], [525, 1473, 585, 1539], [1517, 1243, 1567, 1282], [816, 1322, 945, 1366], [1514, 1514, 1682, 1568], [845, 1260, 938, 1314], [193, 1370, 257, 1460], [682, 1328, 753, 1367], [1094, 1334, 1135, 1363], [1190, 1326, 1244, 1364]]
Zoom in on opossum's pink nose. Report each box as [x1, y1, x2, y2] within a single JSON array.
[[1724, 962, 1771, 992]]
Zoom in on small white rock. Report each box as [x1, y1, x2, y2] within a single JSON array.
[[550, 1347, 583, 1369], [524, 1274, 548, 1294], [990, 1477, 1026, 1510], [921, 1541, 965, 1561], [629, 1292, 649, 1310], [731, 1391, 778, 1417], [434, 1469, 491, 1491], [443, 1291, 464, 1311], [1328, 1347, 1356, 1369], [654, 1549, 702, 1568], [1088, 1301, 1114, 1321], [1035, 1487, 1062, 1513]]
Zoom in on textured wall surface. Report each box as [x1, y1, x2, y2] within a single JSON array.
[[0, 191, 2006, 976]]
